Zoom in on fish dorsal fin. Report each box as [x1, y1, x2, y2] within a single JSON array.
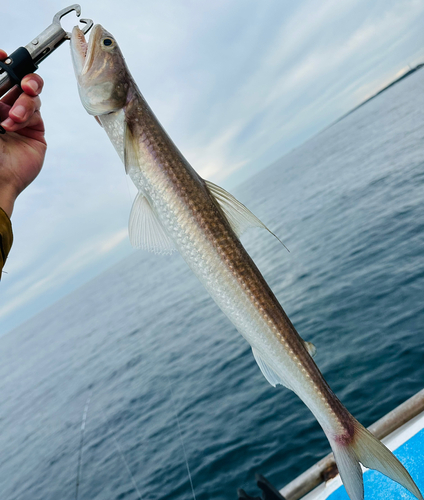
[[251, 347, 292, 390], [205, 180, 267, 237], [205, 180, 288, 251], [124, 121, 139, 175], [304, 341, 316, 357], [129, 192, 176, 254]]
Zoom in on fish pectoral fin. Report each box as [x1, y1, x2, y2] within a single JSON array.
[[205, 180, 289, 251], [251, 347, 293, 390], [124, 121, 139, 175], [129, 192, 176, 255], [304, 341, 317, 357]]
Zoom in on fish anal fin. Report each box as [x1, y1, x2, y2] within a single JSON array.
[[129, 192, 176, 255], [251, 347, 292, 390], [205, 180, 289, 251]]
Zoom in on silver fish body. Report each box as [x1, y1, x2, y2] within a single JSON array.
[[71, 25, 422, 500], [100, 97, 343, 433]]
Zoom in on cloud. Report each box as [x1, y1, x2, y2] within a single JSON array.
[[1, 0, 424, 335], [184, 122, 249, 181]]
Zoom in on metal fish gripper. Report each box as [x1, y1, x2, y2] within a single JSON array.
[[0, 4, 93, 99]]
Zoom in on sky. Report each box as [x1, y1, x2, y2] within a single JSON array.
[[1, 0, 424, 336]]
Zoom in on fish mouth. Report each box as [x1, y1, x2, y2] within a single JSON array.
[[70, 24, 102, 77]]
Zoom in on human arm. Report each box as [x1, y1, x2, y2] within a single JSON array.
[[0, 49, 47, 276], [0, 207, 12, 274]]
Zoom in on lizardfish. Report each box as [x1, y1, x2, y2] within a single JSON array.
[[70, 24, 422, 500]]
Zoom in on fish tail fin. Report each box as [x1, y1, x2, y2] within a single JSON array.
[[328, 418, 422, 500]]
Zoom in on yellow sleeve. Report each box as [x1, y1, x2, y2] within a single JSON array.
[[0, 207, 13, 280]]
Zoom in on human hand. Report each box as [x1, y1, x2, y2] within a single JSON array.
[[0, 49, 47, 218]]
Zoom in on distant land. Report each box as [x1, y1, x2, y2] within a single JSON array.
[[333, 62, 424, 125]]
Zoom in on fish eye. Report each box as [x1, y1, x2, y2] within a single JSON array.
[[102, 38, 114, 47]]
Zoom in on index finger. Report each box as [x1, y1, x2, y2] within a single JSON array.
[[21, 74, 44, 96], [0, 48, 44, 96]]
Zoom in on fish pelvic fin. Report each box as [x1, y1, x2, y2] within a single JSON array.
[[328, 418, 422, 500], [251, 347, 293, 390], [129, 192, 176, 254]]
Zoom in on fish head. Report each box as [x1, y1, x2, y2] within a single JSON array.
[[70, 24, 130, 116]]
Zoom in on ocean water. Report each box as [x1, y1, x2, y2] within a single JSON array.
[[1, 68, 424, 500]]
